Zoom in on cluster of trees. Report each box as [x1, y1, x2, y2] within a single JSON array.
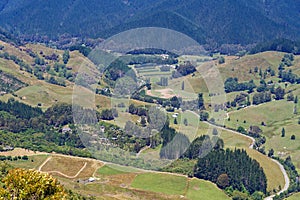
[[224, 78, 256, 93], [127, 48, 179, 58], [104, 59, 133, 82], [0, 155, 28, 161], [236, 126, 266, 149], [252, 91, 272, 105], [0, 47, 74, 85], [279, 69, 300, 84], [181, 135, 224, 159], [172, 61, 196, 78], [0, 100, 92, 155], [125, 55, 178, 65], [69, 45, 91, 57], [128, 104, 148, 116], [47, 76, 66, 87], [158, 77, 168, 86], [63, 50, 70, 64], [194, 148, 267, 194], [250, 38, 300, 55], [100, 108, 118, 120]]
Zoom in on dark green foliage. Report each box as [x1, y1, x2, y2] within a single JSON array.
[[0, 98, 42, 120], [100, 109, 114, 121], [294, 96, 298, 104], [268, 149, 274, 157], [62, 50, 70, 64], [194, 148, 267, 194], [252, 91, 272, 105], [224, 78, 256, 93], [47, 76, 66, 87], [2, 1, 300, 46], [172, 61, 196, 78], [274, 86, 285, 100], [199, 111, 209, 121], [218, 56, 225, 64], [174, 118, 178, 124], [127, 48, 179, 58], [291, 135, 296, 140], [251, 39, 300, 54], [198, 93, 204, 109], [237, 126, 247, 134], [128, 104, 147, 116], [181, 135, 213, 159], [280, 70, 299, 84], [170, 96, 180, 109], [34, 57, 45, 65], [158, 77, 168, 86], [281, 128, 285, 137], [69, 45, 91, 57], [104, 59, 132, 82]]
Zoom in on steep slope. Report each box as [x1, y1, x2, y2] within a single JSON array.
[[0, 0, 299, 44]]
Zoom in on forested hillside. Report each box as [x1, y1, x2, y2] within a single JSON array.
[[0, 0, 299, 45]]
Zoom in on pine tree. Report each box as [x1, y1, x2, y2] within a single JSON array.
[[281, 128, 285, 137], [174, 118, 178, 124]]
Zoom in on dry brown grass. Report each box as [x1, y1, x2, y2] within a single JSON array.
[[40, 155, 102, 179], [0, 41, 34, 64], [218, 51, 284, 82], [0, 148, 46, 157]]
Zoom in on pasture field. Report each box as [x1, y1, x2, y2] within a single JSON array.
[[286, 192, 300, 200], [186, 178, 230, 200], [26, 154, 229, 200], [131, 173, 187, 195], [246, 148, 285, 192], [97, 165, 127, 176], [225, 100, 300, 172], [217, 51, 284, 82], [0, 41, 34, 64], [40, 155, 102, 179], [7, 154, 49, 170]]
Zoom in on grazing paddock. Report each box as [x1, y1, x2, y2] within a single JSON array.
[[39, 155, 103, 179], [186, 178, 230, 200], [131, 173, 187, 195], [286, 192, 300, 200], [0, 148, 46, 157], [7, 155, 49, 170]]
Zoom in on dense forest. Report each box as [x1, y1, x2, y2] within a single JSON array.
[[194, 148, 267, 194]]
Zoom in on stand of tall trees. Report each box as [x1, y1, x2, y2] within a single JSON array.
[[194, 148, 267, 194]]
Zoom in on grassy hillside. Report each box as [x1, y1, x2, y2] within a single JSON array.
[[3, 153, 230, 200]]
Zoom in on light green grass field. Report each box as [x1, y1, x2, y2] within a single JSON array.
[[7, 154, 49, 170], [131, 173, 187, 195], [97, 165, 127, 175], [286, 192, 300, 200], [186, 178, 230, 200]]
